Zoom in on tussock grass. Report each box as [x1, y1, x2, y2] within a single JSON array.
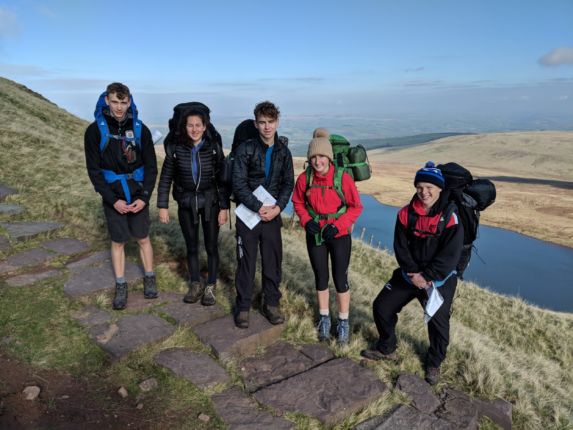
[[1, 78, 572, 429]]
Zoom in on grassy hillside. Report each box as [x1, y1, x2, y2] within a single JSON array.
[[1, 78, 572, 429]]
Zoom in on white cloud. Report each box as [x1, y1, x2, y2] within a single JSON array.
[[0, 7, 20, 38], [0, 63, 50, 77], [539, 47, 573, 66]]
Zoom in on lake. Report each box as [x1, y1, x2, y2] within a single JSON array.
[[286, 194, 573, 313]]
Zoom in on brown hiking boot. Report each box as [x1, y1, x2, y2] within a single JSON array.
[[425, 366, 440, 385], [201, 283, 216, 306], [262, 304, 284, 325], [234, 310, 249, 329], [183, 281, 202, 303], [360, 349, 399, 362]]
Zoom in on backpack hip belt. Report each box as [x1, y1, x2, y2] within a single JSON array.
[[102, 166, 144, 204]]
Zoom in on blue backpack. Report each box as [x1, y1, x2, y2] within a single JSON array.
[[94, 92, 144, 204]]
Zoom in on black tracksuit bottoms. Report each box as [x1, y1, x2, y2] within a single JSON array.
[[178, 207, 219, 285], [373, 268, 457, 368], [235, 216, 282, 311]]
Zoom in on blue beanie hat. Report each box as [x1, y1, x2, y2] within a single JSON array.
[[414, 161, 445, 189]]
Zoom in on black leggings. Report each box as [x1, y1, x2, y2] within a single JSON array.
[[306, 234, 351, 293], [178, 207, 219, 284]]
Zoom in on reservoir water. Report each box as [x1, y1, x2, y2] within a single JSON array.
[[287, 194, 573, 313]]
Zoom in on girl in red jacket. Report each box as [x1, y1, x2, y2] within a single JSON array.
[[292, 128, 363, 344]]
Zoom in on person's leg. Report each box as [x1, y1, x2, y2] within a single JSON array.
[[137, 236, 153, 273], [306, 233, 331, 340], [103, 203, 131, 310], [259, 217, 283, 308], [372, 269, 417, 355], [235, 218, 260, 311], [201, 208, 220, 305], [178, 208, 201, 282], [327, 235, 352, 343], [111, 241, 126, 278]]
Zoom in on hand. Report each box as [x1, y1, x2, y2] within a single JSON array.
[[259, 205, 280, 222], [322, 224, 339, 241], [159, 208, 170, 224], [218, 209, 229, 226], [113, 199, 129, 214], [127, 199, 146, 213], [407, 272, 430, 289], [305, 220, 321, 235]]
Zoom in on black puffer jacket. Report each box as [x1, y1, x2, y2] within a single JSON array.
[[84, 110, 157, 206], [232, 136, 294, 212], [157, 136, 229, 221]]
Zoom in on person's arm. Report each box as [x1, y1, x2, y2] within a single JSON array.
[[232, 142, 263, 212], [214, 140, 230, 210], [393, 207, 421, 273], [291, 172, 313, 227], [156, 147, 175, 209], [84, 123, 117, 206], [139, 125, 157, 205], [275, 146, 294, 211], [332, 173, 363, 234]]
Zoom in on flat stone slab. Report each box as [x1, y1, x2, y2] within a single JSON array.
[[395, 373, 441, 414], [4, 269, 62, 287], [125, 291, 181, 311], [155, 347, 230, 389], [63, 261, 142, 299], [71, 305, 113, 329], [0, 248, 55, 275], [238, 341, 334, 393], [193, 313, 284, 362], [158, 298, 226, 327], [365, 404, 455, 430], [0, 236, 10, 253], [94, 314, 175, 360], [254, 358, 387, 426], [0, 221, 63, 241], [211, 387, 294, 430], [41, 238, 90, 256], [0, 203, 24, 216], [474, 397, 512, 430], [67, 250, 111, 270], [437, 389, 478, 430], [0, 185, 17, 202]]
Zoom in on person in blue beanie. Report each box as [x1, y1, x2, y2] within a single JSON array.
[[361, 161, 463, 385]]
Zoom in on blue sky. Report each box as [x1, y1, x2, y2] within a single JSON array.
[[1, 0, 572, 137]]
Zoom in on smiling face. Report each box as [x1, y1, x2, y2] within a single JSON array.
[[416, 182, 442, 210], [254, 114, 279, 145], [105, 93, 131, 120], [310, 154, 331, 176], [185, 115, 207, 145]]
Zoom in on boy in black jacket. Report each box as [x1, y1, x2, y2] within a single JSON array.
[[84, 82, 158, 310]]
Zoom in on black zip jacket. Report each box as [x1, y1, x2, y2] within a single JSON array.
[[232, 135, 294, 212], [84, 110, 157, 206], [394, 193, 464, 283]]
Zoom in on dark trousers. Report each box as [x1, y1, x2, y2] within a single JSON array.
[[178, 207, 219, 284], [373, 268, 457, 367], [306, 234, 351, 292], [235, 217, 282, 311]]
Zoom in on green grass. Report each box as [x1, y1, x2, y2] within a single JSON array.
[[1, 77, 572, 429]]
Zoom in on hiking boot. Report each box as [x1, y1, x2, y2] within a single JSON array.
[[336, 318, 350, 344], [234, 310, 249, 329], [425, 366, 440, 385], [317, 315, 331, 341], [183, 281, 202, 303], [143, 275, 158, 299], [201, 283, 216, 306], [262, 304, 284, 325], [112, 282, 128, 310], [360, 348, 399, 362]]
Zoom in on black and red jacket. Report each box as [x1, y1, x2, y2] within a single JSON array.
[[394, 194, 464, 286]]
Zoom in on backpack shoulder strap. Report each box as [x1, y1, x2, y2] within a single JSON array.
[[333, 166, 346, 207], [436, 202, 457, 236]]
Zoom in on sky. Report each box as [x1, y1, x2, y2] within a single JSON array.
[[0, 0, 572, 140]]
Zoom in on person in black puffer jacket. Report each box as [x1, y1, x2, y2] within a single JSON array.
[[157, 107, 229, 306]]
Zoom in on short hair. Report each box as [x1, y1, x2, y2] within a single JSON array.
[[106, 82, 130, 100], [254, 101, 280, 121], [178, 109, 211, 143]]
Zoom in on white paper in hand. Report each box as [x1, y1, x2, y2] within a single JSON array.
[[424, 284, 444, 324]]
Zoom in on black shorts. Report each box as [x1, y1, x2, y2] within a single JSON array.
[[103, 203, 150, 243]]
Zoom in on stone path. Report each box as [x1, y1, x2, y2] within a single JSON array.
[[0, 181, 512, 429]]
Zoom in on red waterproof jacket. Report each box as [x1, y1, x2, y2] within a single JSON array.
[[292, 166, 363, 238]]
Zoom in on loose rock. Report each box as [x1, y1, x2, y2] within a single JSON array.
[[117, 387, 128, 398], [198, 413, 210, 423], [138, 378, 158, 392], [23, 385, 41, 400]]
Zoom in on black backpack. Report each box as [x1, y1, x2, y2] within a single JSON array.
[[163, 102, 222, 158], [409, 162, 496, 278]]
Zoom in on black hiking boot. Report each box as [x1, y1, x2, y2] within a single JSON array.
[[143, 275, 158, 299], [201, 283, 216, 306], [425, 366, 441, 385], [262, 303, 284, 325], [360, 348, 399, 362], [183, 281, 202, 303], [112, 282, 128, 310], [234, 310, 250, 329]]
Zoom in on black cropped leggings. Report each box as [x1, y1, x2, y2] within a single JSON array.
[[178, 207, 219, 284], [306, 234, 352, 293]]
